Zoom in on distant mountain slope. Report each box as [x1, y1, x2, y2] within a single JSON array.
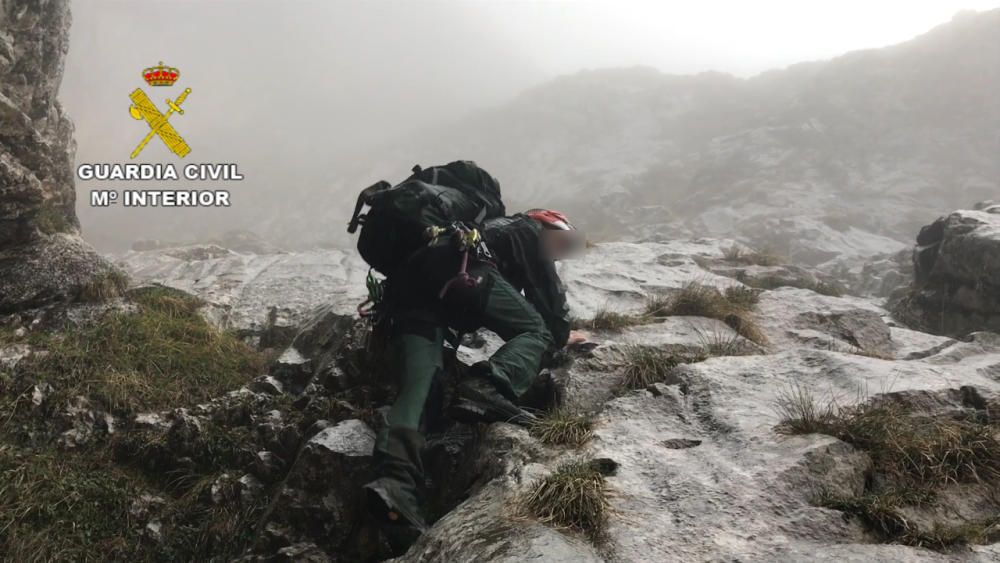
[[271, 9, 1000, 264]]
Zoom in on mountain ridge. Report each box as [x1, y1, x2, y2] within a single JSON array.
[[261, 8, 1000, 264]]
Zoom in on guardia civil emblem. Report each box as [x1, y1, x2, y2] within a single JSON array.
[[128, 62, 192, 159]]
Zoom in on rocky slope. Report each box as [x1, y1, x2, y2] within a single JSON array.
[[37, 228, 981, 561], [4, 1, 1000, 556], [119, 243, 370, 346], [0, 0, 123, 312]]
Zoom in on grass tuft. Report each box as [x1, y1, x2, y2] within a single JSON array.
[[620, 345, 680, 389], [523, 460, 611, 541], [153, 473, 267, 560], [697, 328, 756, 358], [0, 446, 267, 561], [0, 448, 142, 561], [646, 283, 767, 346], [774, 383, 837, 435], [530, 410, 594, 447], [78, 269, 130, 303], [778, 389, 1000, 487], [777, 385, 1000, 549], [8, 285, 266, 416], [818, 491, 1000, 548], [573, 309, 647, 332]]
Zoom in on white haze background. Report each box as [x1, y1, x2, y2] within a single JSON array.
[[62, 0, 1000, 251]]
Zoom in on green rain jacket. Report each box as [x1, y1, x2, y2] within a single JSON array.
[[482, 214, 571, 349]]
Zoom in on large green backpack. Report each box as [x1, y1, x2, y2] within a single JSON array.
[[347, 161, 506, 277]]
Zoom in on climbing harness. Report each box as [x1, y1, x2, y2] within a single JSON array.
[[427, 222, 493, 300]]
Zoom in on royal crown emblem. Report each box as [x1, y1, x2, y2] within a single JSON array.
[[142, 61, 180, 87], [129, 60, 191, 158]]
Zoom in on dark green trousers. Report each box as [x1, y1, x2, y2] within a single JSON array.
[[370, 265, 553, 515]]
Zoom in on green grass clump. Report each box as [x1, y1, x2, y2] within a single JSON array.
[[697, 328, 755, 358], [0, 446, 267, 562], [646, 283, 767, 346], [620, 345, 680, 389], [78, 268, 130, 302], [818, 491, 1000, 549], [112, 422, 255, 481], [530, 410, 594, 447], [774, 383, 837, 435], [645, 284, 728, 318], [776, 384, 1000, 549], [778, 390, 1000, 488], [523, 460, 611, 541], [10, 285, 266, 415], [153, 474, 267, 561], [0, 448, 142, 561]]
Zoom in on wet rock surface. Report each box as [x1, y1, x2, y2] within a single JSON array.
[[96, 223, 1000, 556], [1, 234, 998, 560], [0, 0, 123, 313], [118, 247, 369, 343], [896, 209, 1000, 336], [256, 419, 377, 557], [5, 2, 1000, 558]]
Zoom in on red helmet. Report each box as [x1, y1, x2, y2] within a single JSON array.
[[526, 209, 575, 231]]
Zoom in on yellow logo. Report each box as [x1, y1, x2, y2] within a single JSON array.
[[129, 62, 191, 159]]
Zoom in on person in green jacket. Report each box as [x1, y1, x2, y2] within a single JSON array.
[[364, 208, 585, 550]]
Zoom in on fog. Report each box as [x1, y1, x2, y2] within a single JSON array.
[[63, 0, 1000, 251]]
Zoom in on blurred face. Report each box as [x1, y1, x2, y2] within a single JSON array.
[[540, 228, 585, 260]]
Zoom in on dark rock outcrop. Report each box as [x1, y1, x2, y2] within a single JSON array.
[[255, 419, 379, 558], [0, 0, 123, 313], [897, 209, 1000, 335]]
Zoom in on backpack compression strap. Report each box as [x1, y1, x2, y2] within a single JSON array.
[[347, 180, 391, 234]]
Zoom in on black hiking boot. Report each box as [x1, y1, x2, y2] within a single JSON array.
[[448, 376, 537, 426], [363, 478, 427, 555], [518, 369, 564, 412]]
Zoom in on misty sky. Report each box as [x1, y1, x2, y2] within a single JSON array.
[[62, 0, 1000, 250], [476, 0, 1000, 75]]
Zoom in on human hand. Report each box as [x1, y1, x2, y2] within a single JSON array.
[[568, 330, 589, 345]]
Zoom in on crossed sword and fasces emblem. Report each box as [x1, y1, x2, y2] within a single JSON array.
[[128, 87, 192, 159]]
